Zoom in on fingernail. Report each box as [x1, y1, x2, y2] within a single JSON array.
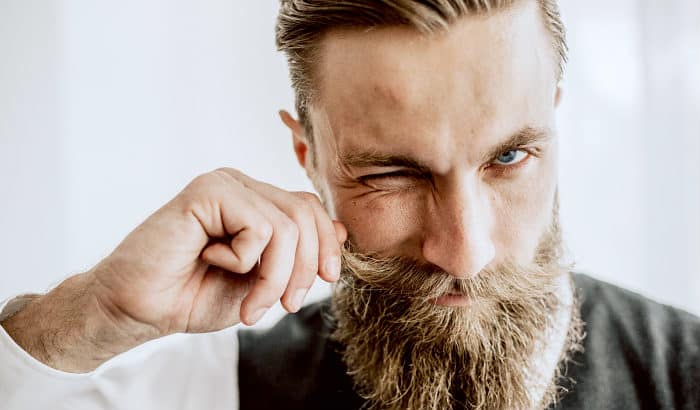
[[291, 288, 308, 312], [325, 257, 340, 281], [248, 307, 268, 324]]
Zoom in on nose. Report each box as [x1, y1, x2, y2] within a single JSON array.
[[421, 181, 495, 279]]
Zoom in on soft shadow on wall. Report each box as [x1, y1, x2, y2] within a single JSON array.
[[557, 0, 700, 314]]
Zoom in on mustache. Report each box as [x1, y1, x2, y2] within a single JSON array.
[[331, 213, 573, 410], [338, 243, 563, 303]]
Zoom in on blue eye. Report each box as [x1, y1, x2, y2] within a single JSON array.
[[494, 150, 528, 165]]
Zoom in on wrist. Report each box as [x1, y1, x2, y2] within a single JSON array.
[[1, 272, 159, 373]]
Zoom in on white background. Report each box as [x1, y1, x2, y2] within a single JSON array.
[[1, 1, 699, 329]]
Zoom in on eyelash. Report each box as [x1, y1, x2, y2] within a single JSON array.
[[358, 149, 534, 183], [485, 149, 533, 176], [357, 170, 424, 184]]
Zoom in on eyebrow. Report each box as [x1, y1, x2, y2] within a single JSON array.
[[339, 126, 552, 172]]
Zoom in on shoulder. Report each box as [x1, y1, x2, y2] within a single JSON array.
[[562, 274, 700, 408], [573, 273, 700, 357]]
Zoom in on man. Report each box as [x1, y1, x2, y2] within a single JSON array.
[[1, 0, 698, 409]]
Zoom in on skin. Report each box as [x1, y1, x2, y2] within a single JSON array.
[[286, 0, 562, 279], [1, 0, 561, 374]]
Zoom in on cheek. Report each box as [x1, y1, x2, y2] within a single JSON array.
[[492, 161, 557, 261], [333, 189, 424, 253]]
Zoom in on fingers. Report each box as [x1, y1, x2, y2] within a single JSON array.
[[306, 195, 342, 283], [333, 220, 348, 244], [239, 211, 299, 325], [197, 168, 346, 324], [279, 194, 319, 313], [238, 186, 323, 313], [201, 213, 272, 274], [213, 179, 299, 324], [252, 190, 320, 313], [224, 169, 344, 296]]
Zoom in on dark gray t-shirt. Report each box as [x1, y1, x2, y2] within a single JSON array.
[[238, 274, 700, 409]]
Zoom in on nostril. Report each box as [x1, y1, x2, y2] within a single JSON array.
[[421, 228, 495, 280]]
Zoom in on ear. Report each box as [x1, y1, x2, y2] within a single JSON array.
[[554, 83, 564, 108], [279, 110, 309, 168]]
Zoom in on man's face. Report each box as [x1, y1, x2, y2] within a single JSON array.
[[307, 0, 561, 278], [281, 3, 573, 407]]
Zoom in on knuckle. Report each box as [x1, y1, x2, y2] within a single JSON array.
[[324, 251, 342, 266], [211, 168, 245, 188], [213, 167, 239, 177], [200, 246, 216, 262], [297, 192, 325, 213], [275, 215, 299, 239], [251, 221, 273, 242], [297, 260, 319, 277], [319, 240, 342, 260], [256, 274, 288, 293], [187, 171, 234, 194], [181, 173, 235, 214], [287, 200, 314, 225], [184, 168, 246, 196], [237, 253, 259, 273], [295, 191, 320, 204], [188, 172, 218, 190], [178, 195, 201, 215]]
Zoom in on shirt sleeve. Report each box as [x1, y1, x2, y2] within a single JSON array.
[[0, 295, 240, 410]]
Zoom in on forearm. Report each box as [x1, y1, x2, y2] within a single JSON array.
[[0, 271, 159, 373]]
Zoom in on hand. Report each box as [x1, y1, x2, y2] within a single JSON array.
[[1, 168, 346, 372], [95, 168, 346, 332]]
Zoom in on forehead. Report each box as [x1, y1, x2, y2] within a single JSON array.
[[311, 0, 557, 164]]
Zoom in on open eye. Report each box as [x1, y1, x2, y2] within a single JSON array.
[[493, 149, 529, 166]]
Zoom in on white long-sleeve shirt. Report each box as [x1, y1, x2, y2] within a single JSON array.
[[0, 295, 241, 410], [0, 274, 573, 410]]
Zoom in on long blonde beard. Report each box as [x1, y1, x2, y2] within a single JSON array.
[[331, 221, 583, 410]]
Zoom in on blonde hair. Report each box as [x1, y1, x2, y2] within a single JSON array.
[[276, 0, 567, 142]]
